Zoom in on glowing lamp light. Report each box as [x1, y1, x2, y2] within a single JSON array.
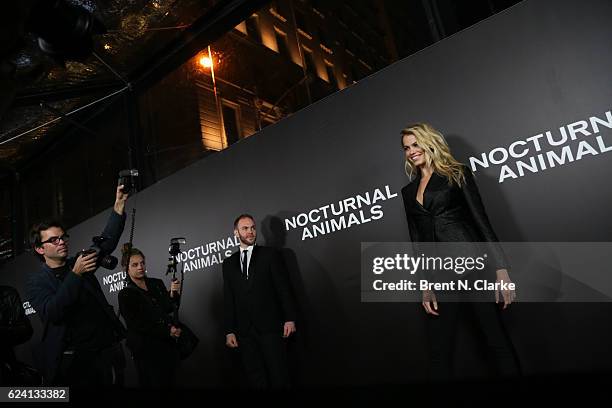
[[198, 56, 213, 68]]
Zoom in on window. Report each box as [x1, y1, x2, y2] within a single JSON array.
[[338, 8, 350, 26], [325, 62, 337, 88], [246, 14, 261, 43], [270, 0, 288, 18], [294, 9, 308, 32], [345, 37, 357, 55], [302, 47, 317, 74], [222, 103, 240, 145], [312, 0, 325, 13], [275, 28, 290, 58], [318, 29, 331, 49]]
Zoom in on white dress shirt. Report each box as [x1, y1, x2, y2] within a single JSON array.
[[240, 245, 254, 278]]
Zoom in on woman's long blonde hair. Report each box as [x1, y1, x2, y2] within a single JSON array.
[[400, 123, 466, 187]]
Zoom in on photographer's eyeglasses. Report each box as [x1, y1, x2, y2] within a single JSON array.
[[40, 234, 70, 246]]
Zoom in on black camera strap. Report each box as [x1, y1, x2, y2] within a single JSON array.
[[128, 208, 136, 249]]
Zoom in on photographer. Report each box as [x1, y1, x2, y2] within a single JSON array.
[[0, 285, 34, 385], [118, 246, 181, 388], [26, 185, 128, 386]]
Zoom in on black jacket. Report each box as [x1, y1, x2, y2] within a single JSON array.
[[118, 277, 178, 357], [0, 286, 33, 364], [223, 246, 296, 336], [26, 210, 126, 382], [401, 165, 507, 270]]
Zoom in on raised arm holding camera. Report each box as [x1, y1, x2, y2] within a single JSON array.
[[26, 184, 129, 386]]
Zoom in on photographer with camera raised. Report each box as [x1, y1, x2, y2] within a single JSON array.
[[118, 246, 182, 388], [26, 184, 129, 386]]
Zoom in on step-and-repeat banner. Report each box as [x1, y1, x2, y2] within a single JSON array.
[[4, 0, 612, 386]]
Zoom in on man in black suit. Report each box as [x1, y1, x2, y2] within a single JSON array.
[[27, 185, 128, 386], [223, 214, 296, 389]]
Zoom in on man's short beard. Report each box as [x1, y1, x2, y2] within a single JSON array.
[[239, 235, 255, 246]]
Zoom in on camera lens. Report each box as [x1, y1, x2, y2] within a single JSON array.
[[99, 255, 118, 270]]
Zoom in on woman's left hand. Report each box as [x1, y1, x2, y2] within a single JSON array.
[[495, 269, 516, 309]]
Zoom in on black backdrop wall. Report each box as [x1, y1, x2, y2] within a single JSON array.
[[3, 0, 612, 387]]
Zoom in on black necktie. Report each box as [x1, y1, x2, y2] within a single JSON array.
[[242, 250, 248, 279]]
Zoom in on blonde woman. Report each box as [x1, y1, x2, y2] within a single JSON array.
[[400, 123, 520, 380]]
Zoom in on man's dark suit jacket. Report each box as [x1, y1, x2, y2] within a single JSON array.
[[401, 165, 507, 270], [223, 245, 296, 336], [26, 210, 126, 382]]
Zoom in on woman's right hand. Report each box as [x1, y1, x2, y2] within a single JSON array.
[[225, 333, 238, 348], [422, 290, 439, 316], [170, 325, 182, 338]]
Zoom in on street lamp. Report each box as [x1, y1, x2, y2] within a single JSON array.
[[198, 46, 226, 149], [198, 55, 212, 68]]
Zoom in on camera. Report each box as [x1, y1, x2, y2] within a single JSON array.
[[28, 0, 107, 62], [166, 238, 186, 276], [77, 236, 118, 270], [118, 169, 139, 195], [169, 238, 186, 257]]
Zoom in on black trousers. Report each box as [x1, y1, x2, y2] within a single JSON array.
[[238, 329, 289, 389], [427, 302, 521, 380], [134, 348, 179, 388], [56, 343, 125, 387]]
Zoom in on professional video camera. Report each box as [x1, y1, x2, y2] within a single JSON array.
[[76, 235, 118, 270], [28, 0, 107, 62], [169, 238, 186, 258], [165, 237, 199, 359], [1, 1, 107, 120], [167, 237, 186, 282]]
